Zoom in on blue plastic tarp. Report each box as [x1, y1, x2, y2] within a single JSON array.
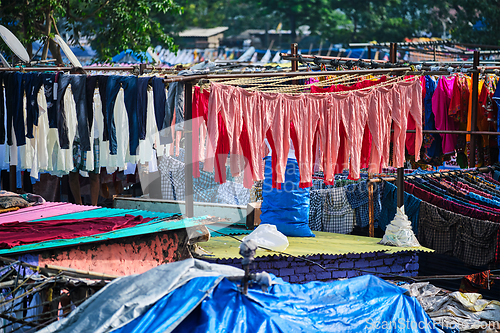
[[112, 49, 153, 63], [112, 276, 222, 333], [114, 274, 441, 333]]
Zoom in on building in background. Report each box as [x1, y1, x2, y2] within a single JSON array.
[[178, 27, 229, 49]]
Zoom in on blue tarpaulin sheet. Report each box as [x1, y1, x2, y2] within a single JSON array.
[[113, 274, 441, 333]]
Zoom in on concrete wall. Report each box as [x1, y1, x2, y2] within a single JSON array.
[[205, 251, 419, 283], [18, 229, 192, 276], [114, 197, 248, 225]]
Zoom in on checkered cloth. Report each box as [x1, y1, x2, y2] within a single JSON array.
[[382, 167, 414, 174], [311, 176, 360, 190], [216, 181, 250, 205], [419, 200, 499, 266], [418, 201, 458, 256], [308, 190, 325, 231], [455, 216, 499, 266], [158, 151, 247, 203], [345, 181, 383, 228], [158, 156, 185, 200], [73, 138, 100, 173], [322, 187, 355, 234]]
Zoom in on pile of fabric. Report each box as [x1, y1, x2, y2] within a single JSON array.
[[400, 281, 500, 331], [0, 215, 155, 249], [0, 190, 45, 213]]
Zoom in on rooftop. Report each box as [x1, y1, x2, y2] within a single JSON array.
[[179, 27, 229, 38]]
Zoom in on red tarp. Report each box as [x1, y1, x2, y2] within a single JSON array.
[[0, 215, 155, 249]]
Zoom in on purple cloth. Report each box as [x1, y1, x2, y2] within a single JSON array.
[[432, 76, 457, 154]]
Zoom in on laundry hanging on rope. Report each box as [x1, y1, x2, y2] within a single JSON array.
[[196, 75, 423, 188]]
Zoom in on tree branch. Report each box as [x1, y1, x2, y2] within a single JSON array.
[[51, 15, 61, 36], [41, 9, 51, 60], [65, 0, 111, 22]]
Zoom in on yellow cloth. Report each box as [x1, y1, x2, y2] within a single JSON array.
[[0, 206, 20, 214]]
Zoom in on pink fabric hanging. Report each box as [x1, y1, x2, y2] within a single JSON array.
[[237, 87, 265, 188], [432, 76, 457, 154], [341, 90, 371, 180], [320, 93, 348, 184], [192, 86, 210, 177], [392, 79, 422, 168], [367, 84, 397, 173]]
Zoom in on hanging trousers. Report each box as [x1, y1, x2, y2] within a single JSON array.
[[5, 72, 25, 146], [56, 73, 91, 151], [105, 75, 139, 155]]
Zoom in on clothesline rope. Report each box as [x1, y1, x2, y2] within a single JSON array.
[[244, 74, 387, 93], [200, 72, 421, 94]]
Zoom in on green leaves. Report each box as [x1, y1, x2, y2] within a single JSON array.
[[0, 0, 181, 62]]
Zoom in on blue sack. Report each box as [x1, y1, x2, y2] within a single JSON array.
[[260, 156, 314, 237]]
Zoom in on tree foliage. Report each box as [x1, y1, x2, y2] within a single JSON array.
[[157, 0, 281, 47], [254, 0, 331, 42], [0, 0, 498, 63], [0, 0, 182, 62], [448, 0, 500, 45]]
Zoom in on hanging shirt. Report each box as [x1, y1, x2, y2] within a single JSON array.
[[421, 76, 442, 162], [322, 187, 356, 234], [137, 90, 159, 164], [432, 76, 457, 155], [493, 83, 500, 161]]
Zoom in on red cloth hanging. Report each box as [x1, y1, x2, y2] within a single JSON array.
[[0, 215, 155, 249]]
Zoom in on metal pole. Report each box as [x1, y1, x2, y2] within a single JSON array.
[[291, 43, 298, 72], [184, 81, 194, 217], [390, 42, 405, 208], [139, 63, 146, 75], [397, 168, 404, 208], [469, 51, 480, 168], [367, 46, 372, 60], [291, 43, 298, 86], [9, 166, 16, 192], [368, 174, 375, 237]]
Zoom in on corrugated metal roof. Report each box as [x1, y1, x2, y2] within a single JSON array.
[[0, 214, 213, 256], [29, 207, 178, 221], [179, 27, 228, 37], [208, 223, 252, 238], [199, 231, 433, 259], [0, 202, 99, 223]]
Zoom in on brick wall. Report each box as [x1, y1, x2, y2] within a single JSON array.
[[205, 251, 419, 283]]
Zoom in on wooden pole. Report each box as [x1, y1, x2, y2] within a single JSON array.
[[389, 42, 405, 208], [469, 51, 480, 168], [291, 43, 298, 86], [368, 174, 375, 237], [184, 81, 194, 217], [291, 43, 298, 72]]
